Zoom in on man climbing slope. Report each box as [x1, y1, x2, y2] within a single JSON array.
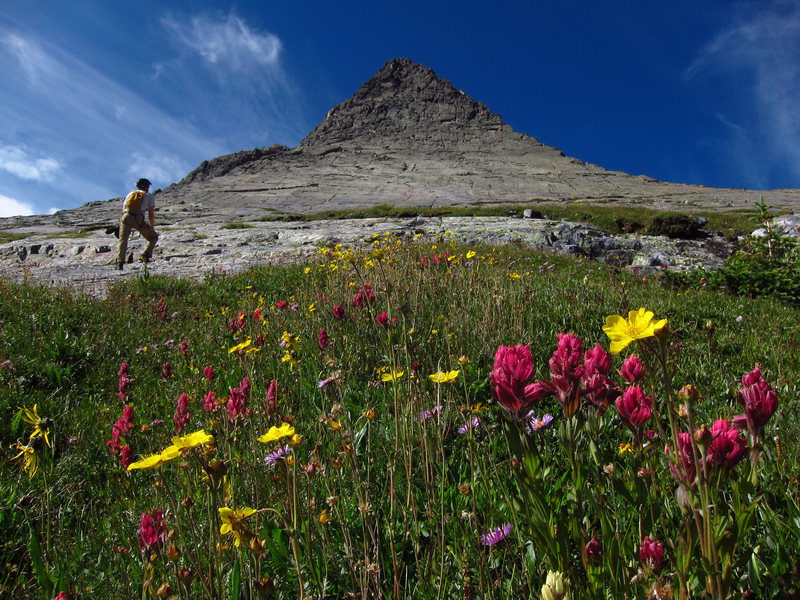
[[115, 178, 158, 270]]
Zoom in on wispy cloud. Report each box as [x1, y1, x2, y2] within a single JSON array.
[[163, 13, 282, 72], [0, 145, 62, 182], [1, 33, 54, 83], [687, 3, 800, 186], [0, 193, 34, 218]]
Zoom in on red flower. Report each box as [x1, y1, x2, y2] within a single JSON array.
[[162, 362, 172, 379], [547, 333, 585, 417], [240, 377, 251, 401], [707, 419, 748, 469], [318, 328, 329, 350], [120, 445, 132, 470], [265, 379, 278, 414], [179, 340, 189, 356], [490, 344, 548, 413], [138, 510, 166, 553], [227, 387, 248, 420], [666, 432, 696, 486], [203, 390, 217, 413], [203, 366, 214, 381], [276, 300, 287, 310], [376, 312, 389, 326], [618, 355, 645, 383], [736, 365, 777, 436], [639, 536, 664, 572], [173, 393, 191, 433], [332, 305, 346, 320], [615, 386, 652, 430]]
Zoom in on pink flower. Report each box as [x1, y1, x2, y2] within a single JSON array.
[[618, 355, 645, 383], [318, 328, 329, 350], [227, 387, 248, 420], [490, 344, 548, 413], [639, 536, 664, 572], [117, 363, 133, 400], [54, 593, 69, 600], [240, 377, 251, 401], [203, 366, 214, 381], [332, 304, 346, 320], [707, 419, 748, 469], [736, 365, 777, 436], [138, 510, 166, 553], [265, 379, 278, 414], [352, 291, 366, 307], [666, 432, 696, 486], [253, 308, 262, 321], [547, 333, 585, 417], [162, 362, 172, 379], [376, 312, 389, 326], [173, 393, 191, 433], [582, 344, 611, 376], [120, 446, 132, 470], [585, 538, 602, 562], [615, 386, 652, 430], [203, 390, 217, 413], [276, 300, 287, 310], [179, 340, 188, 356]]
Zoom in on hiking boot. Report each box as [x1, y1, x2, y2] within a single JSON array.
[[138, 255, 150, 264]]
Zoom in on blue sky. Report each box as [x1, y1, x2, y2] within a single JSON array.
[[1, 1, 799, 217]]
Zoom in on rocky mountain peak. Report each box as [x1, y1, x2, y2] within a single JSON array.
[[298, 58, 509, 151]]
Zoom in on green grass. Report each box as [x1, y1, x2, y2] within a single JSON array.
[[220, 222, 255, 230], [0, 237, 797, 599]]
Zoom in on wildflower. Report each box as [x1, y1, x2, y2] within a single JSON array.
[[619, 442, 633, 454], [12, 439, 42, 478], [466, 250, 476, 259], [639, 536, 664, 573], [227, 387, 248, 421], [480, 523, 512, 546], [276, 300, 287, 309], [279, 331, 300, 350], [264, 444, 291, 466], [203, 391, 217, 413], [179, 340, 189, 356], [228, 339, 252, 354], [428, 369, 460, 384], [489, 344, 547, 413], [319, 510, 332, 525], [707, 419, 748, 469], [541, 570, 570, 600], [219, 507, 258, 547], [162, 362, 172, 379], [138, 509, 166, 553], [618, 355, 645, 383], [117, 362, 133, 400], [332, 304, 346, 319], [457, 417, 480, 435], [203, 366, 214, 381], [258, 422, 295, 443], [538, 333, 585, 417], [266, 379, 278, 413], [525, 412, 554, 433], [19, 404, 52, 448], [120, 446, 132, 470], [603, 308, 667, 354], [171, 429, 214, 452], [666, 432, 696, 486], [585, 537, 602, 562], [127, 446, 182, 471], [318, 328, 329, 350], [615, 386, 652, 430], [419, 405, 443, 422], [735, 365, 778, 437], [381, 369, 405, 382], [364, 407, 376, 421]]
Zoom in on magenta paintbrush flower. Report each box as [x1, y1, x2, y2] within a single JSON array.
[[735, 365, 777, 437], [490, 344, 547, 413], [639, 536, 664, 572], [615, 386, 652, 430]]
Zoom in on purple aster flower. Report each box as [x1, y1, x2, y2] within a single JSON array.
[[264, 445, 291, 467], [420, 405, 443, 422], [480, 523, 512, 546], [525, 412, 554, 433], [457, 417, 481, 435]]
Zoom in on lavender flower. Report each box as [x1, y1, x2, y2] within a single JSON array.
[[480, 523, 512, 546], [419, 405, 443, 422], [457, 417, 480, 435], [264, 445, 291, 467], [525, 412, 554, 433]]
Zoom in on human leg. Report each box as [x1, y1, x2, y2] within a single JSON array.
[[139, 223, 159, 261], [116, 219, 132, 268]]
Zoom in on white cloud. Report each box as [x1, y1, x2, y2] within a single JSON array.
[[126, 152, 192, 187], [687, 4, 800, 184], [0, 145, 62, 182], [0, 193, 34, 218], [163, 13, 282, 72], [1, 33, 54, 83]]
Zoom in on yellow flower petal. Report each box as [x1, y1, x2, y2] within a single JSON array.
[[171, 429, 214, 452], [257, 422, 296, 443]]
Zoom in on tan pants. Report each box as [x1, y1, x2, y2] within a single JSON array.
[[116, 212, 158, 265]]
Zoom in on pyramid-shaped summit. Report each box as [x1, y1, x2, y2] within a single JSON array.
[[161, 58, 792, 217], [299, 57, 511, 151]]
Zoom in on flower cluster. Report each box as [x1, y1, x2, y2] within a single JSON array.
[[107, 404, 135, 468], [117, 362, 133, 400]]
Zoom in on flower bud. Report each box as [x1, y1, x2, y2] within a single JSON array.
[[678, 384, 700, 402]]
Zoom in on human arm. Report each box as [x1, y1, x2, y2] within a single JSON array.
[[148, 206, 156, 227]]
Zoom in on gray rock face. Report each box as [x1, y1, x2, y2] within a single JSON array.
[[0, 57, 796, 293]]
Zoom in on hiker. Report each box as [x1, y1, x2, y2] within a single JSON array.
[[115, 178, 158, 270]]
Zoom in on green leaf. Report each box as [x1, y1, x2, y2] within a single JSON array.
[[28, 520, 53, 596], [229, 560, 240, 600]]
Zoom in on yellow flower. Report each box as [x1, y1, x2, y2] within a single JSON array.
[[171, 429, 214, 452], [127, 446, 182, 472], [12, 440, 41, 478], [508, 272, 522, 279], [329, 420, 341, 431], [228, 338, 252, 354], [619, 442, 633, 455], [19, 404, 52, 448], [603, 308, 667, 354], [319, 509, 332, 525], [257, 422, 296, 444], [280, 331, 300, 350], [304, 266, 311, 274], [428, 370, 460, 384], [219, 507, 258, 547], [466, 251, 476, 259], [381, 369, 405, 382]]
